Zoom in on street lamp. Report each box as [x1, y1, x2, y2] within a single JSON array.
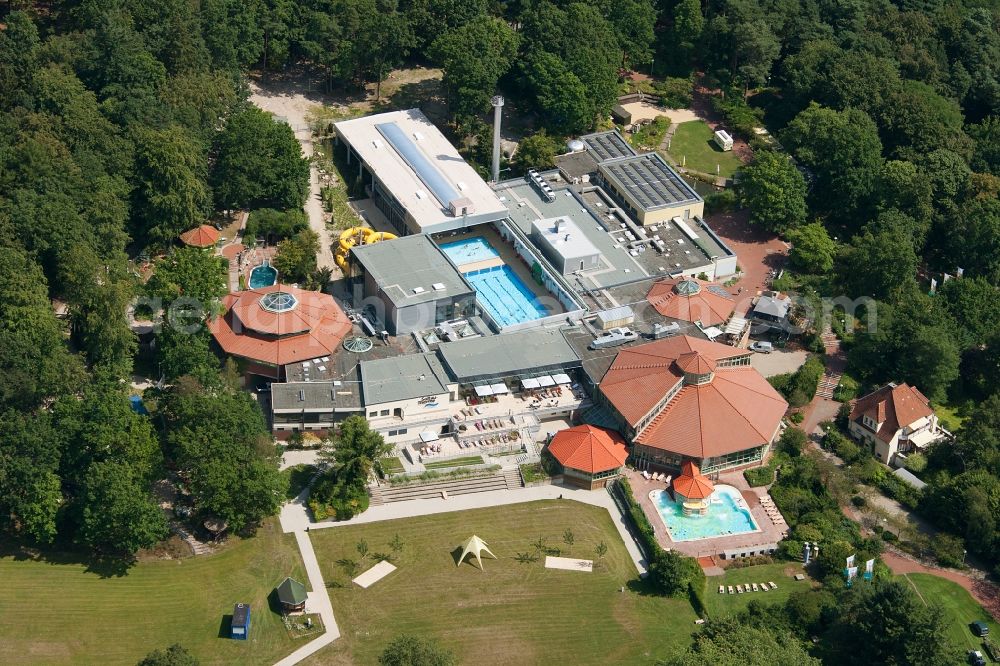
[[963, 549, 968, 564]]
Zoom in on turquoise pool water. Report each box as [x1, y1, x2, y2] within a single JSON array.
[[249, 263, 277, 289], [464, 265, 550, 327], [650, 485, 760, 542], [439, 237, 501, 266]]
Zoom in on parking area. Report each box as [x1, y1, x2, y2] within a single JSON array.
[[749, 348, 809, 378]]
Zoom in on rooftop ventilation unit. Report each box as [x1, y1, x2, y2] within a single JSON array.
[[412, 286, 425, 294], [432, 283, 446, 291]]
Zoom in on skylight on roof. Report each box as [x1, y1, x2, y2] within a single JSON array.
[[260, 291, 298, 313]]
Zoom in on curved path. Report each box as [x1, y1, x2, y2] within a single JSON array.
[[883, 551, 1000, 622]]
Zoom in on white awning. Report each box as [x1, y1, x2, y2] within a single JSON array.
[[537, 375, 555, 387], [474, 385, 494, 397], [490, 383, 509, 395], [521, 377, 540, 389], [419, 431, 439, 443], [725, 317, 747, 335], [552, 373, 572, 385], [702, 326, 724, 340]]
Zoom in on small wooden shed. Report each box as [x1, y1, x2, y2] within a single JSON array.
[[231, 603, 251, 640]]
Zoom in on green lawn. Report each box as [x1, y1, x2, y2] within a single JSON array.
[[703, 562, 814, 617], [934, 403, 968, 432], [0, 520, 306, 665], [423, 455, 483, 470], [379, 457, 405, 475], [902, 573, 999, 652], [308, 501, 699, 665], [666, 120, 743, 178]]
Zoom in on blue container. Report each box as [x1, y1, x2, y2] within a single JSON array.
[[231, 603, 251, 640]]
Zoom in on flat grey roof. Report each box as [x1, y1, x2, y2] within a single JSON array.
[[531, 216, 601, 261], [352, 235, 474, 308], [893, 467, 926, 490], [580, 131, 636, 162], [599, 153, 701, 210], [497, 179, 646, 288], [753, 294, 791, 319], [272, 381, 358, 412], [437, 328, 579, 381], [361, 353, 452, 405], [554, 150, 601, 181]]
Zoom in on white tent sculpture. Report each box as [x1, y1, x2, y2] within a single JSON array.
[[457, 535, 497, 570]]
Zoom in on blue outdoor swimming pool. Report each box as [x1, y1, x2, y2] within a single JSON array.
[[439, 237, 501, 266], [248, 262, 277, 289], [650, 486, 760, 542], [464, 265, 550, 327]]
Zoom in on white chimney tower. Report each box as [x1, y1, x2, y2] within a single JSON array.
[[490, 95, 504, 183]]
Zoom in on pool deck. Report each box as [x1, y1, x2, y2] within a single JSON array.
[[625, 468, 789, 559], [434, 226, 567, 318]]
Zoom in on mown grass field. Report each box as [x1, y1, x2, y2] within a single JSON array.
[[703, 562, 813, 617], [902, 573, 1000, 653], [0, 520, 305, 665], [666, 120, 743, 178], [307, 501, 699, 665]]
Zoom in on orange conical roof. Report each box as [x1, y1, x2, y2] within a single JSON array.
[[179, 224, 220, 248], [547, 425, 628, 474], [673, 460, 715, 499]]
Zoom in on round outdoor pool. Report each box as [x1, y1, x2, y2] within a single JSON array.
[[248, 263, 277, 289]]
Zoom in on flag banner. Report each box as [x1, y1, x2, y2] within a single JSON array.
[[847, 566, 858, 580], [846, 554, 855, 568], [865, 559, 875, 573], [929, 278, 937, 294], [943, 273, 952, 282], [957, 268, 964, 278]]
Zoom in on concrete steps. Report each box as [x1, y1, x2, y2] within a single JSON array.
[[503, 468, 524, 489], [371, 474, 510, 504], [816, 372, 842, 399]]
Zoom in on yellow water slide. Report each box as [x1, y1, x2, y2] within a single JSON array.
[[334, 226, 397, 272]]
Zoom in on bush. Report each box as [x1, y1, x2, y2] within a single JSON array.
[[245, 208, 309, 242], [929, 532, 966, 568], [881, 530, 898, 543], [745, 465, 776, 487], [851, 495, 866, 508], [711, 97, 764, 139], [778, 428, 807, 456], [772, 356, 825, 407], [790, 412, 804, 424], [704, 189, 737, 214], [725, 554, 774, 568], [903, 453, 927, 474], [833, 374, 860, 402], [308, 475, 370, 521], [653, 76, 694, 108]]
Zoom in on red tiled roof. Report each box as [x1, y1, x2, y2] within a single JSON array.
[[673, 461, 714, 499], [179, 224, 220, 248], [600, 336, 788, 459], [646, 277, 735, 326], [676, 351, 717, 375], [207, 285, 352, 367], [600, 336, 750, 425], [849, 383, 934, 443], [547, 425, 628, 474]]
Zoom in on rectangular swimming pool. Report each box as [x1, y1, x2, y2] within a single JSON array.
[[464, 265, 550, 327], [439, 237, 500, 266]]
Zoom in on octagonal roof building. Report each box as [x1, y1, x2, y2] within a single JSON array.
[[208, 284, 352, 379]]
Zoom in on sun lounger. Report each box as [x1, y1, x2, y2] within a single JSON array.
[[642, 470, 651, 480], [728, 586, 734, 594], [760, 583, 769, 591], [719, 585, 725, 594], [769, 581, 777, 589], [752, 583, 759, 591], [737, 585, 744, 593]]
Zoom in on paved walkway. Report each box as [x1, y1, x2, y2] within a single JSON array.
[[279, 483, 648, 576], [884, 551, 1000, 622], [273, 483, 339, 666], [250, 81, 336, 271]]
